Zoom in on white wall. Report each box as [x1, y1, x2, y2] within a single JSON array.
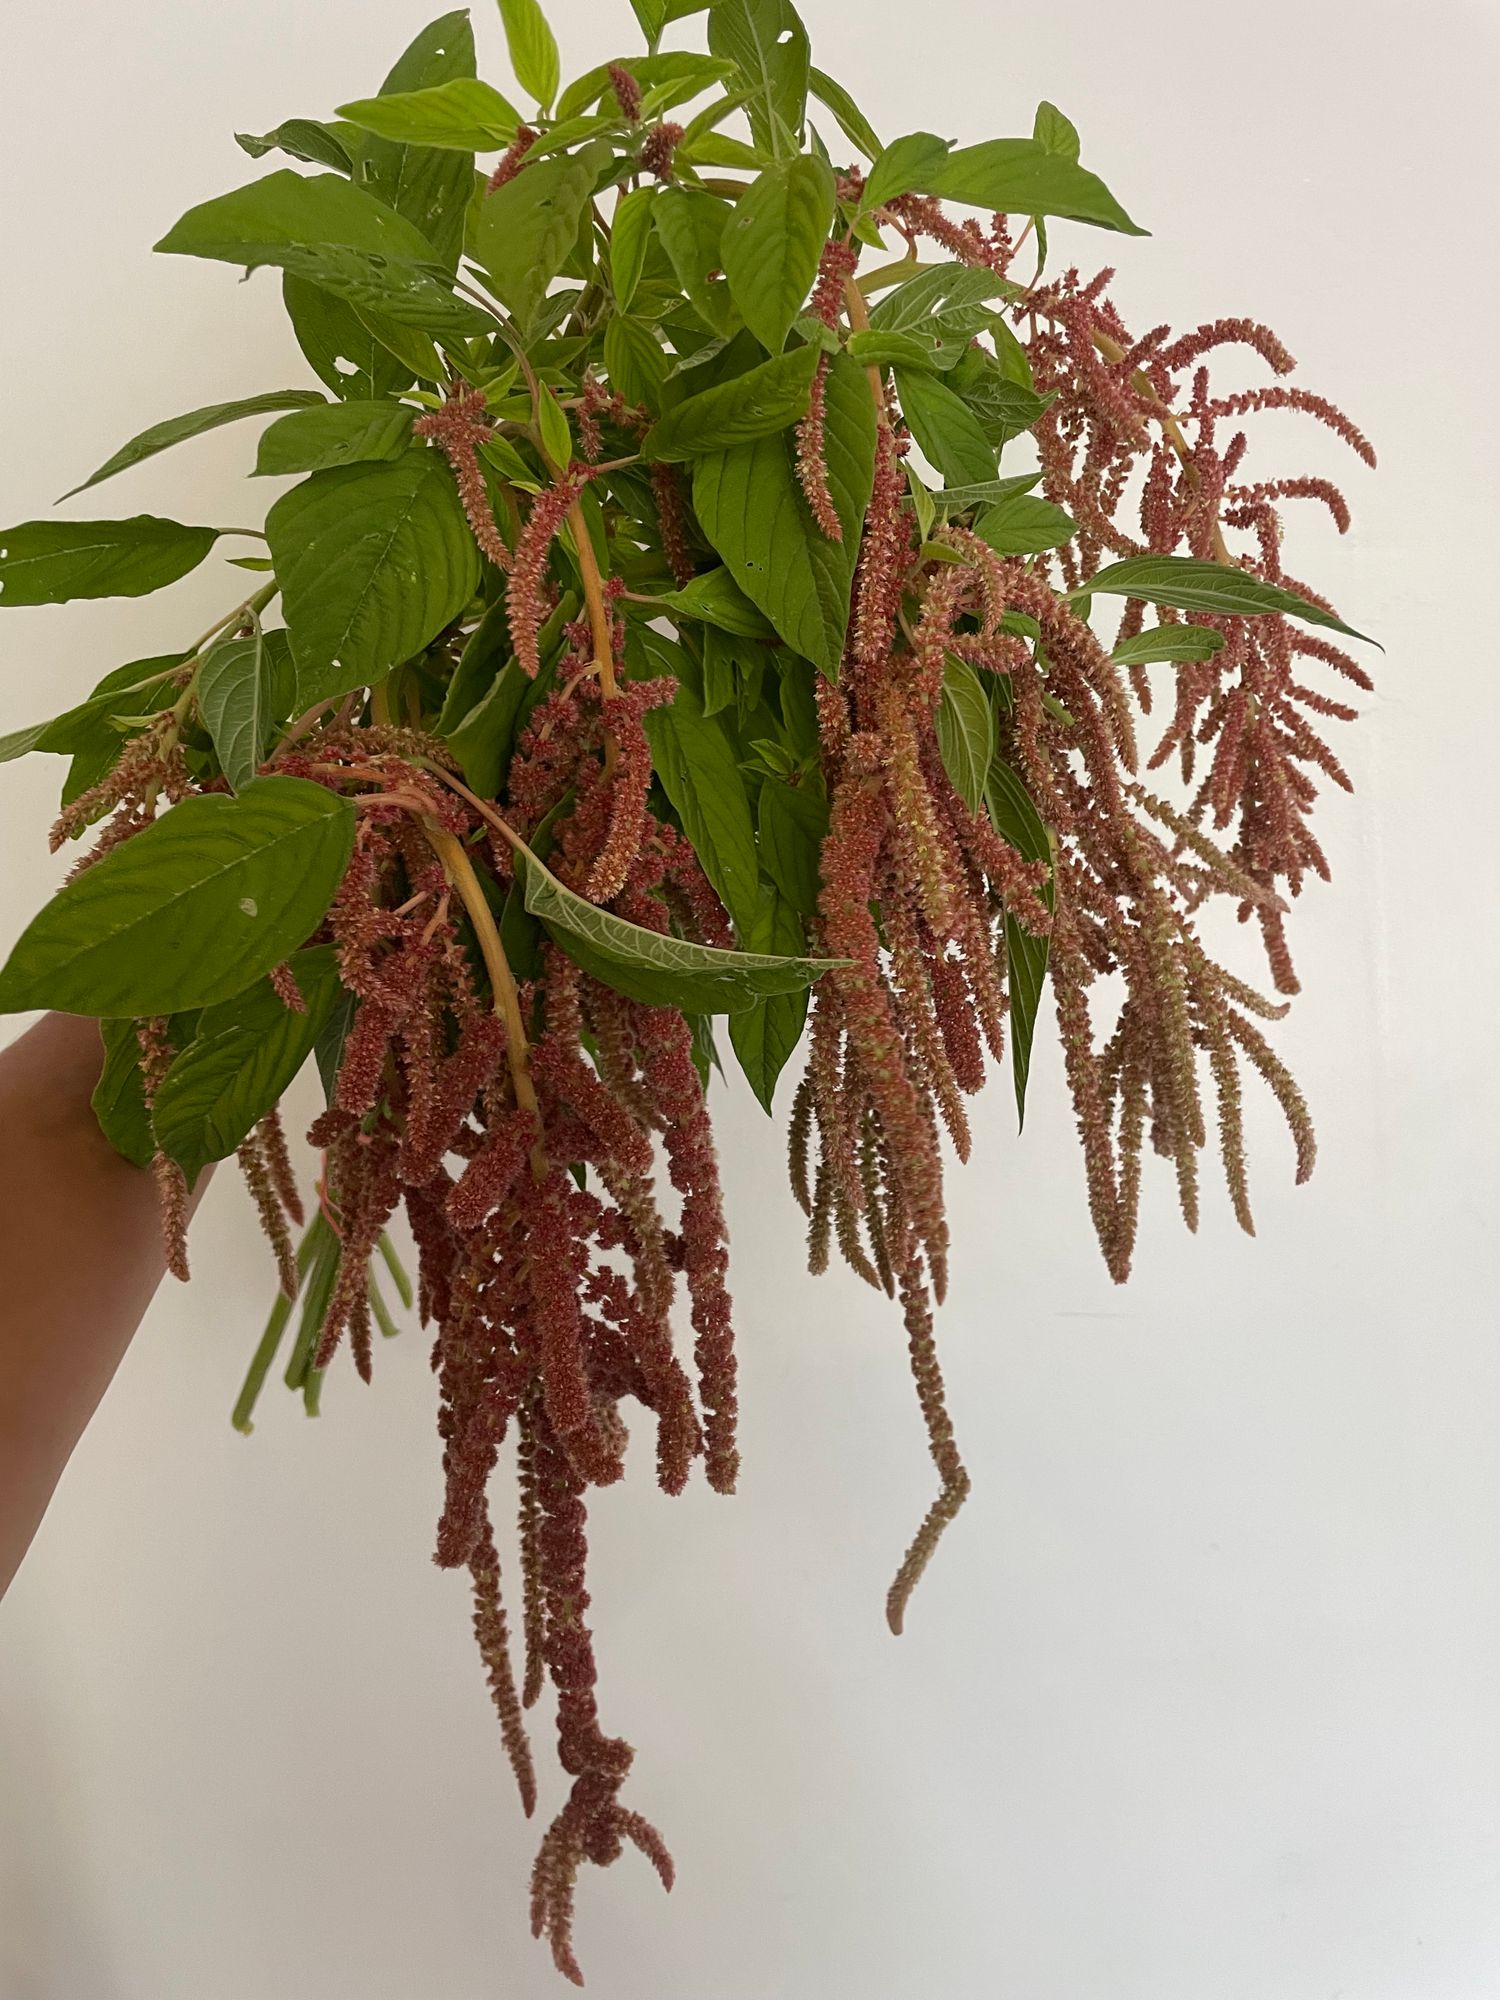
[[3, 1, 1499, 1995]]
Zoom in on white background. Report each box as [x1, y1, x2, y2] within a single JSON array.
[[2, 1, 1499, 1995]]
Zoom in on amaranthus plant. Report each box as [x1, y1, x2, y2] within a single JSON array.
[[0, 0, 1376, 1979]]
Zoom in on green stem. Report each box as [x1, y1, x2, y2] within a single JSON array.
[[231, 1215, 325, 1433]]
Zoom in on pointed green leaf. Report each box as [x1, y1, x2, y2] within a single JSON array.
[[868, 264, 1019, 337], [1075, 555, 1376, 645], [516, 844, 838, 1014], [720, 155, 835, 356], [650, 567, 776, 638], [643, 341, 819, 459], [352, 10, 479, 267], [643, 682, 761, 930], [471, 142, 610, 326], [917, 138, 1145, 235], [807, 67, 882, 159], [158, 166, 437, 268], [0, 517, 220, 606], [609, 185, 655, 311], [152, 947, 344, 1180], [266, 454, 480, 706], [1033, 101, 1080, 162], [707, 0, 809, 160], [602, 313, 668, 408], [895, 367, 996, 485], [282, 275, 415, 402], [0, 778, 355, 1018], [652, 185, 737, 335], [973, 490, 1076, 555], [157, 170, 487, 330], [537, 381, 573, 468], [936, 655, 995, 813], [863, 130, 953, 211], [1109, 624, 1227, 666], [692, 349, 877, 676], [61, 392, 324, 501], [728, 888, 809, 1109], [498, 0, 561, 108], [254, 399, 415, 475], [338, 77, 522, 150], [198, 628, 288, 791], [93, 1018, 162, 1168], [236, 119, 355, 174], [757, 773, 826, 915], [0, 717, 54, 766], [986, 756, 1053, 1126], [932, 473, 1042, 512]]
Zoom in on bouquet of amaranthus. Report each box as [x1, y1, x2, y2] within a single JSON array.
[[0, 0, 1375, 1978]]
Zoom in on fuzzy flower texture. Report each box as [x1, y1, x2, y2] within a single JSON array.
[[40, 49, 1377, 1988]]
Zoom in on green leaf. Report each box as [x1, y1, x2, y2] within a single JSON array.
[[936, 655, 995, 813], [651, 567, 776, 638], [437, 594, 514, 731], [610, 186, 655, 311], [1033, 101, 1080, 162], [60, 392, 324, 502], [151, 947, 344, 1180], [338, 77, 522, 150], [0, 655, 183, 766], [868, 263, 1016, 333], [895, 367, 996, 485], [707, 0, 810, 160], [0, 517, 220, 606], [847, 328, 956, 372], [0, 716, 54, 766], [807, 66, 882, 159], [158, 168, 487, 331], [946, 349, 1053, 449], [158, 165, 439, 272], [863, 130, 953, 211], [498, 0, 561, 107], [471, 142, 611, 326], [931, 472, 1042, 512], [92, 1018, 160, 1168], [973, 490, 1077, 555], [0, 778, 355, 1018], [727, 888, 809, 1109], [986, 756, 1053, 1126], [627, 0, 670, 39], [517, 842, 836, 1014], [351, 11, 480, 269], [1075, 555, 1377, 646], [559, 51, 731, 120], [267, 454, 480, 706], [1108, 624, 1226, 666], [254, 399, 415, 475], [236, 119, 355, 174], [720, 155, 835, 356], [757, 773, 825, 915], [652, 185, 736, 334], [282, 274, 415, 402], [275, 241, 491, 333], [643, 683, 760, 930], [642, 342, 819, 459], [536, 382, 573, 469], [693, 349, 877, 676], [602, 314, 668, 408], [50, 655, 189, 807], [918, 138, 1145, 235], [443, 595, 575, 793], [198, 629, 278, 791]]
